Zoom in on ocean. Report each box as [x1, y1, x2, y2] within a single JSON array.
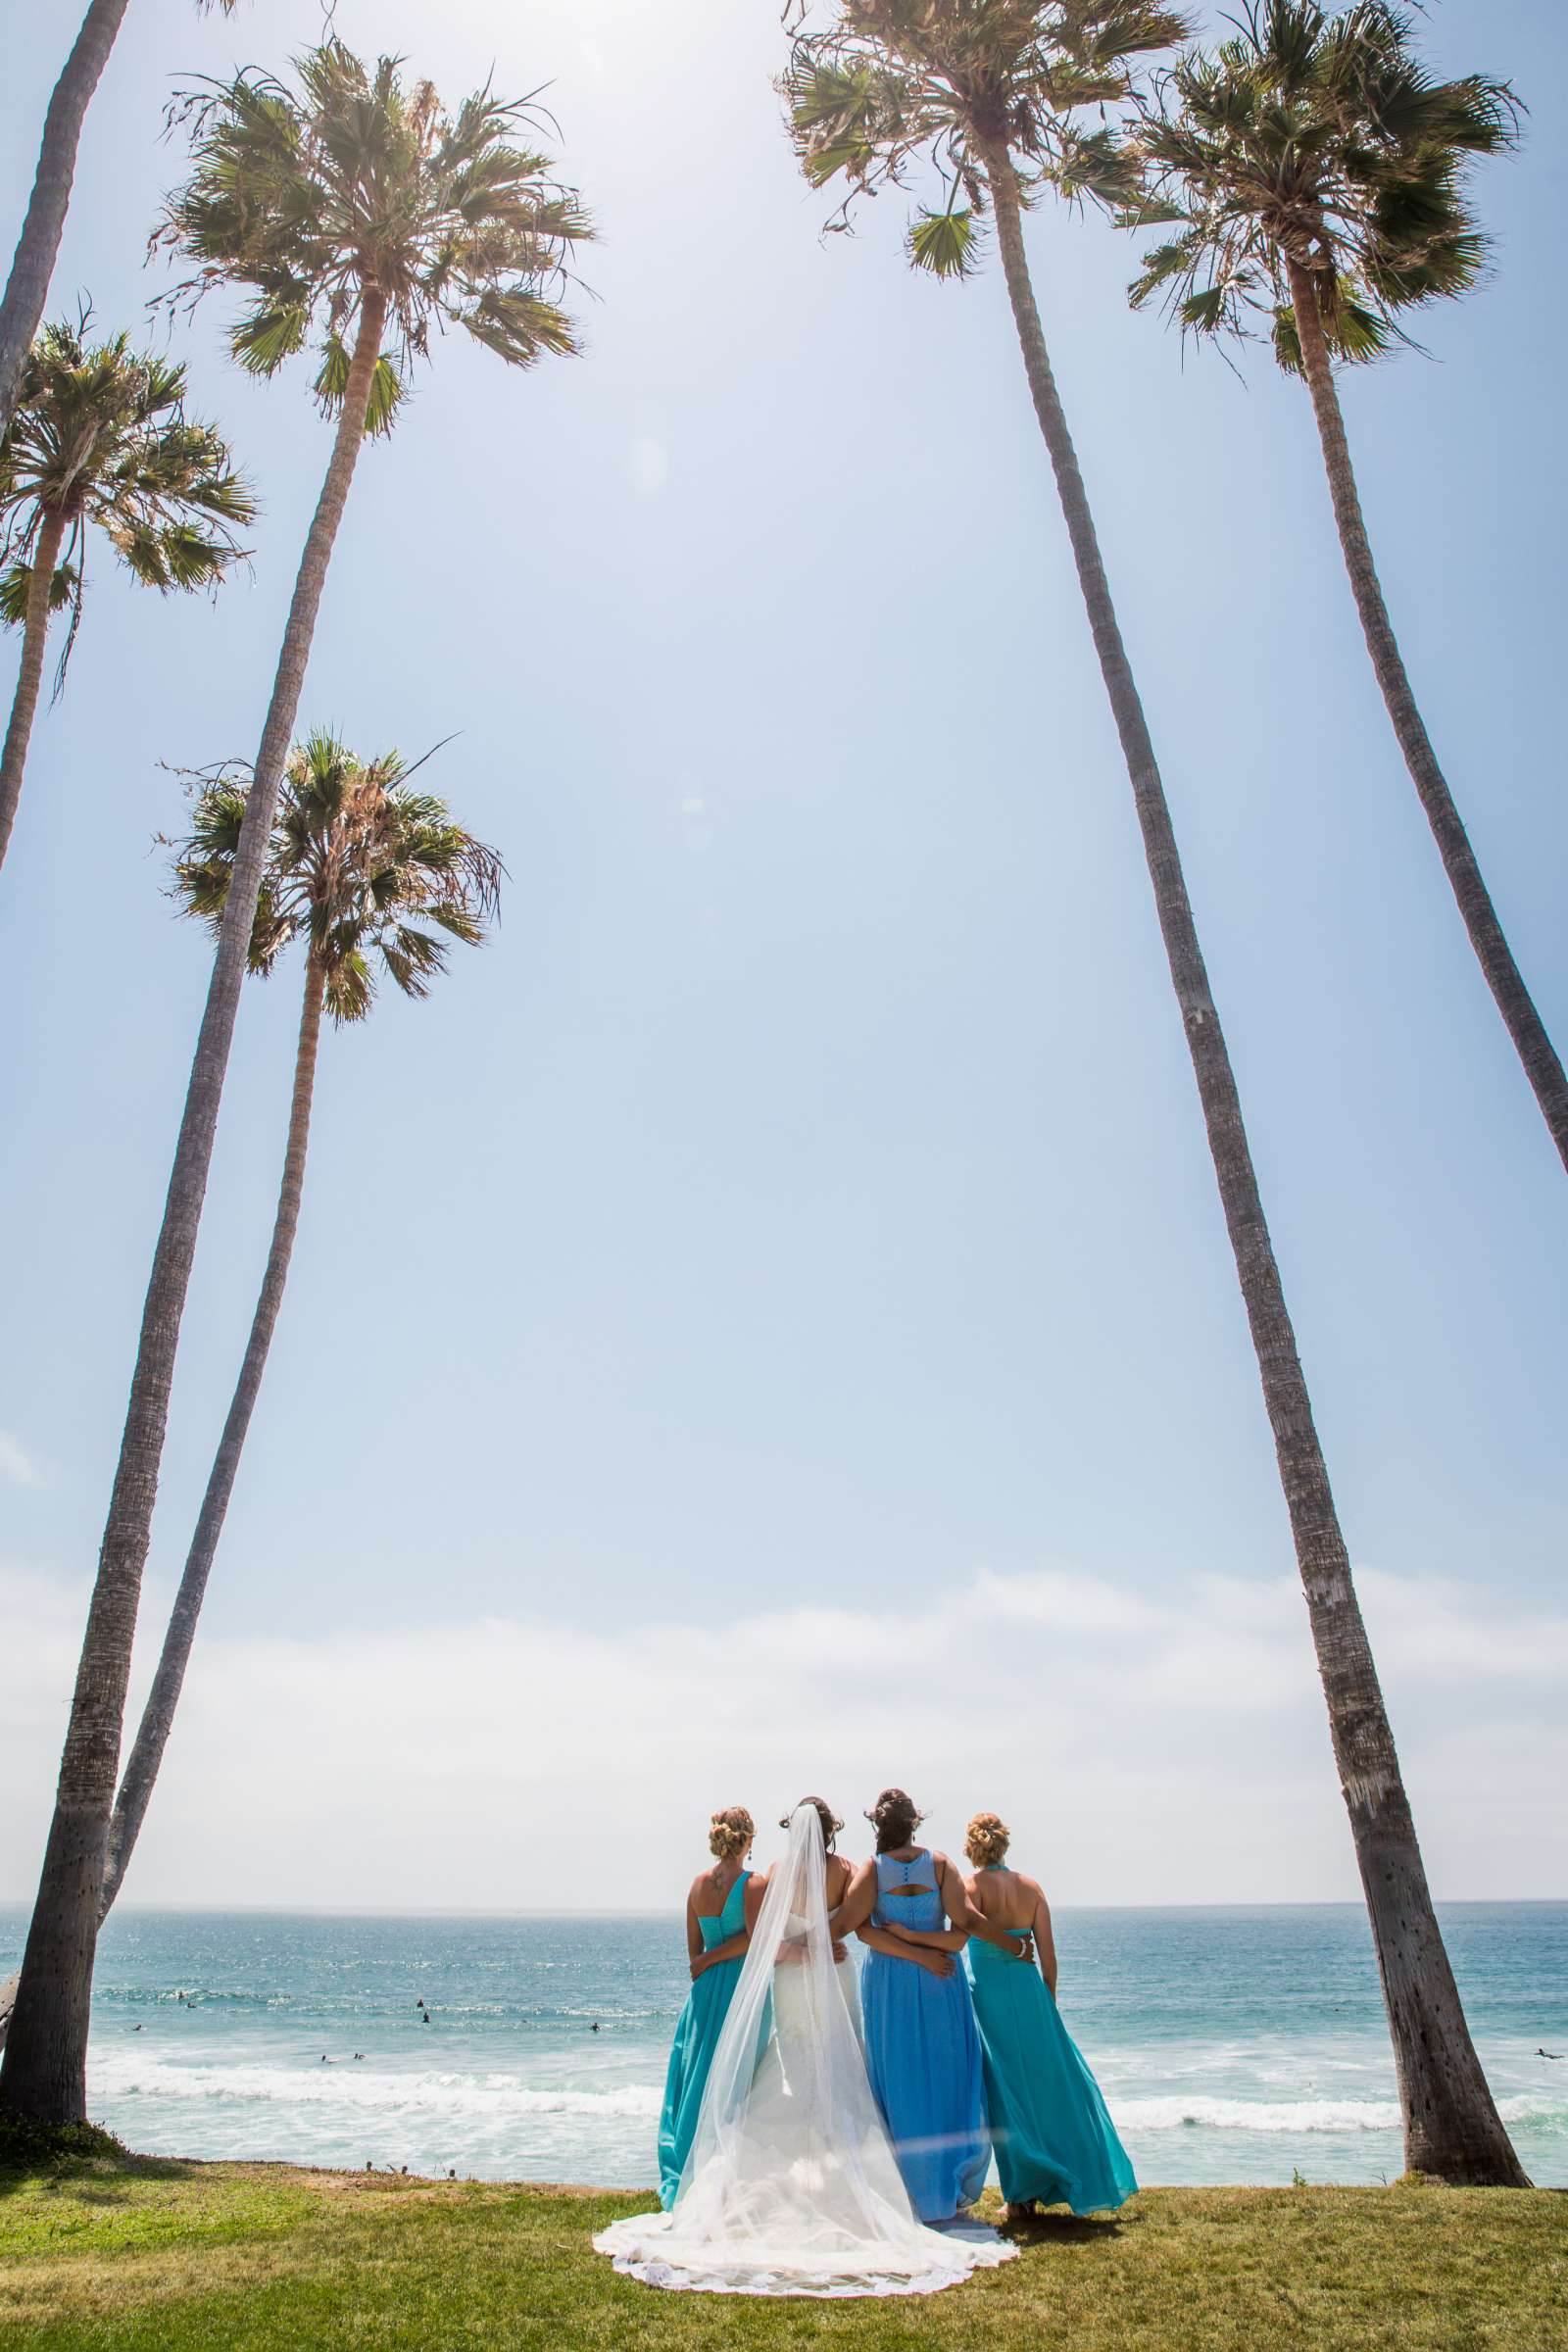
[[2, 1902, 1562, 2189]]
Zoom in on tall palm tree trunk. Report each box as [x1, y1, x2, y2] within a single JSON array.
[[0, 509, 65, 871], [0, 0, 133, 438], [0, 957, 324, 2054], [979, 142, 1526, 2188], [100, 952, 326, 1919], [1285, 257, 1568, 1176], [0, 289, 387, 2128]]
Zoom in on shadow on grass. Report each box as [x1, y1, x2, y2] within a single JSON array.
[[43, 2159, 198, 2204], [0, 2131, 195, 2201], [1002, 2209, 1129, 2249]]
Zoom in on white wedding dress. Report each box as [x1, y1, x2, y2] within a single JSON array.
[[594, 1804, 1015, 2298]]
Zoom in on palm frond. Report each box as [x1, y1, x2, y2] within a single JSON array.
[[1272, 286, 1396, 373], [1129, 0, 1519, 369], [0, 559, 76, 626], [157, 38, 592, 415], [169, 730, 505, 1021], [312, 337, 408, 435], [783, 1, 1189, 264], [908, 205, 981, 276], [0, 317, 252, 682], [230, 299, 311, 376]]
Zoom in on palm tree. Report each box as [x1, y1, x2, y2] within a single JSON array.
[[92, 735, 502, 1915], [1128, 3, 1562, 1174], [0, 316, 255, 874], [783, 0, 1526, 2185], [0, 734, 502, 2050], [0, 37, 587, 2129], [0, 3, 239, 441]]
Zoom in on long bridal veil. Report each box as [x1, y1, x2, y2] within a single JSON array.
[[594, 1803, 1015, 2298]]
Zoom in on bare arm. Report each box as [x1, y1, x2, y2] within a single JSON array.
[[880, 1923, 967, 1950], [827, 1857, 877, 1940], [877, 1854, 974, 1953], [963, 1890, 1033, 1963], [887, 1859, 967, 1950], [689, 1874, 755, 1980], [693, 1925, 750, 1976], [1033, 1886, 1058, 1997], [883, 1857, 1032, 1955], [836, 1860, 952, 1975], [956, 1868, 1034, 1961], [856, 1920, 954, 1978]]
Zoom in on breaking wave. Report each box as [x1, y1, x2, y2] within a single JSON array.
[[88, 2053, 1563, 2139], [1114, 2092, 1560, 2134], [90, 2051, 662, 2123]]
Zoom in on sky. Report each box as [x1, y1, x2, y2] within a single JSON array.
[[2, 0, 1564, 1915]]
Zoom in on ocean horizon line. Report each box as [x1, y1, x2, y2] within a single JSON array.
[[4, 1895, 1563, 1924]]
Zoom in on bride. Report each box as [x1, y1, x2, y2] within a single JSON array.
[[594, 1802, 1016, 2298]]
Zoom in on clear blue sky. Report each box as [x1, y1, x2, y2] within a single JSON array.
[[2, 1, 1564, 1910]]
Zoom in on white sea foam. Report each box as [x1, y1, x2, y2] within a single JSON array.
[[88, 2050, 1562, 2141], [1113, 2092, 1560, 2135], [90, 2050, 662, 2123]]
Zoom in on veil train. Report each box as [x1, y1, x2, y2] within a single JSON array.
[[594, 1802, 1015, 2298]]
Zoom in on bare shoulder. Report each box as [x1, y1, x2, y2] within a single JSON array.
[[1020, 1873, 1049, 1908]]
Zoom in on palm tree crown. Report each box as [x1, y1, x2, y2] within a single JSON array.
[[1128, 0, 1521, 368], [783, 1, 1189, 277], [158, 39, 592, 433], [0, 1, 242, 445], [0, 316, 254, 645], [172, 729, 503, 1017]]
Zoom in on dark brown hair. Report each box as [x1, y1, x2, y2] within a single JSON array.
[[781, 1796, 843, 1851], [865, 1788, 924, 1853]]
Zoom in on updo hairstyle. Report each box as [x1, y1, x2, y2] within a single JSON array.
[[965, 1811, 1011, 1869], [865, 1788, 925, 1853], [781, 1796, 844, 1851], [709, 1805, 755, 1862]]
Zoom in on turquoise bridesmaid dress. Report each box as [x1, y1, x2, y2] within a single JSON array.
[[966, 1869, 1137, 2214], [861, 1850, 989, 2222], [657, 1870, 750, 2209]]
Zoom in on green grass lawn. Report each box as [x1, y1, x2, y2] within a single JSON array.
[[0, 2153, 1563, 2351]]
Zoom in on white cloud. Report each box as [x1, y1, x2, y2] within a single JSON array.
[[0, 1431, 43, 1488], [0, 1560, 1561, 1915], [1356, 1566, 1568, 1687]]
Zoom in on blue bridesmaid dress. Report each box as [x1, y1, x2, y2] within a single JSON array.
[[861, 1850, 989, 2222], [966, 1869, 1137, 2214], [657, 1869, 750, 2209]]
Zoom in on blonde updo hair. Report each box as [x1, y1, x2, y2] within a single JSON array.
[[709, 1805, 755, 1862], [965, 1811, 1011, 1869]]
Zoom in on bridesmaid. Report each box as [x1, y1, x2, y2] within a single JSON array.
[[657, 1804, 755, 2209], [962, 1810, 1137, 2220], [831, 1788, 996, 2223]]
